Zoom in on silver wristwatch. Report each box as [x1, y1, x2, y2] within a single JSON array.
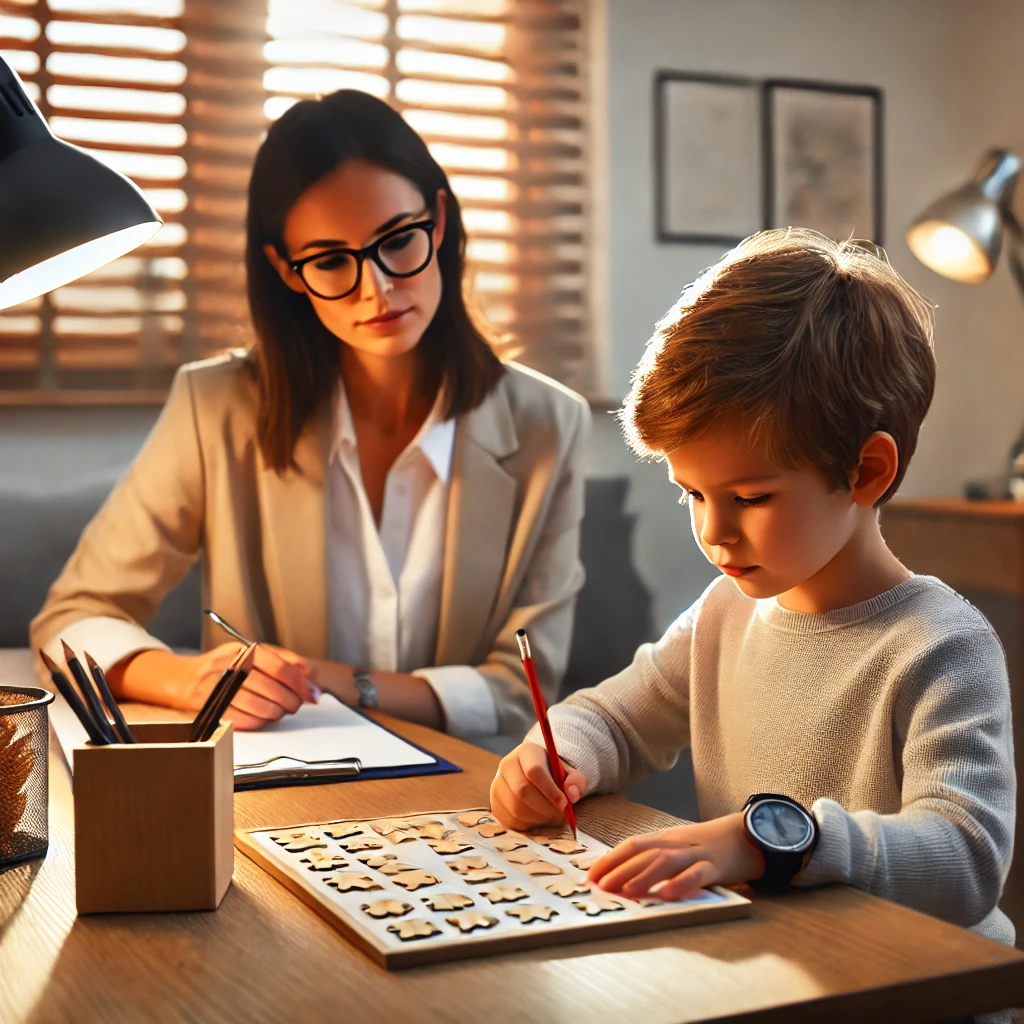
[[352, 666, 379, 709]]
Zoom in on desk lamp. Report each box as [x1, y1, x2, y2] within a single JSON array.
[[0, 56, 162, 311], [907, 149, 1023, 293]]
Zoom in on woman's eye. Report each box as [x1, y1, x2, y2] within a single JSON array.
[[381, 231, 414, 253], [737, 494, 770, 507], [315, 254, 351, 271]]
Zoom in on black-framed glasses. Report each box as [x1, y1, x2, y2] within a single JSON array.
[[288, 218, 436, 300]]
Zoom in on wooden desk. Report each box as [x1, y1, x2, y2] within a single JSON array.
[[882, 499, 1024, 947], [2, 691, 1024, 1022]]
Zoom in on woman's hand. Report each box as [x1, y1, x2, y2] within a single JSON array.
[[109, 643, 320, 730], [490, 741, 587, 831], [586, 813, 765, 901]]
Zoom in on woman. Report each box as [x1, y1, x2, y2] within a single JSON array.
[[30, 90, 590, 748]]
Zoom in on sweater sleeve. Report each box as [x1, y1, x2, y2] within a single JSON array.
[[538, 602, 697, 795], [796, 626, 1016, 930]]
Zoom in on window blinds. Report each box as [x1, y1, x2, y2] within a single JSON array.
[[0, 0, 591, 399]]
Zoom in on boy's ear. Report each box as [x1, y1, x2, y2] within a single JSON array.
[[849, 431, 899, 507], [263, 243, 307, 294]]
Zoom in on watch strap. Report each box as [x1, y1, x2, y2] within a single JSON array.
[[352, 666, 378, 709]]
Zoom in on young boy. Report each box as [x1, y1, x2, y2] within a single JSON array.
[[490, 228, 1016, 953]]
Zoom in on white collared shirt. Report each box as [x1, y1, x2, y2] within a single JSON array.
[[326, 382, 499, 738]]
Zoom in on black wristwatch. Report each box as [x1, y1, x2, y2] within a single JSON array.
[[741, 793, 819, 893]]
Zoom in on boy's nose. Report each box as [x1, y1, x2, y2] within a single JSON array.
[[699, 505, 738, 547]]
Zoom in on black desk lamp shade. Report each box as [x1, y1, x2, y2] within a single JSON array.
[[0, 57, 162, 311]]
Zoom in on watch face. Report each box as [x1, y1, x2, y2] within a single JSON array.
[[749, 800, 812, 852]]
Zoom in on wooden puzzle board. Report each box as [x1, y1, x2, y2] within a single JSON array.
[[234, 808, 751, 968]]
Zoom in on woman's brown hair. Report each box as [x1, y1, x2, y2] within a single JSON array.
[[623, 228, 937, 505], [246, 89, 505, 473]]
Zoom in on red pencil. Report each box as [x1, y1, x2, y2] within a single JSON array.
[[516, 628, 578, 839]]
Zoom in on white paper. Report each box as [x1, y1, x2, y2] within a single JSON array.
[[49, 692, 436, 777]]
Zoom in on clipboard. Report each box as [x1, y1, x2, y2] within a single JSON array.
[[232, 700, 462, 792]]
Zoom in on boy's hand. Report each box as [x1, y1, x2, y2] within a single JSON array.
[[587, 813, 766, 901], [490, 741, 588, 831]]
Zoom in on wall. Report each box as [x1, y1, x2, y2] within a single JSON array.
[[603, 0, 1024, 501]]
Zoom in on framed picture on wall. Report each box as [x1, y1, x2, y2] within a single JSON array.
[[764, 79, 884, 243], [654, 71, 762, 245]]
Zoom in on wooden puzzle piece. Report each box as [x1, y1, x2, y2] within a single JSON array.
[[505, 904, 558, 924], [462, 868, 507, 884], [324, 872, 382, 893], [426, 837, 474, 855], [528, 831, 571, 846], [369, 817, 415, 836], [573, 894, 626, 916], [390, 869, 439, 891], [362, 899, 414, 918], [457, 811, 495, 828], [388, 919, 441, 942], [481, 885, 529, 904], [546, 879, 591, 898], [412, 823, 447, 840], [322, 822, 364, 840], [494, 836, 528, 853], [300, 849, 350, 872], [340, 838, 384, 852], [446, 911, 498, 933], [548, 839, 588, 855], [371, 817, 441, 844], [422, 892, 475, 912], [357, 853, 397, 869], [448, 856, 489, 874], [476, 823, 507, 838], [377, 860, 421, 876], [570, 852, 602, 870], [505, 849, 541, 865], [268, 831, 326, 853], [522, 860, 562, 876]]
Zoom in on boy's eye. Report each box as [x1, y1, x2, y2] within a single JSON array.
[[678, 490, 703, 505], [736, 494, 770, 507]]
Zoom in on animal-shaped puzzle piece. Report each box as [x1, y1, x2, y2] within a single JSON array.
[[548, 839, 588, 856], [477, 823, 507, 838], [268, 830, 326, 853], [546, 879, 591, 898], [457, 811, 495, 828], [522, 860, 562, 876], [300, 849, 350, 872], [426, 837, 473, 855], [371, 817, 440, 844], [494, 836, 528, 853], [377, 860, 420, 876], [388, 919, 441, 942], [446, 911, 498, 933], [573, 894, 626, 916], [358, 853, 397, 869], [448, 856, 489, 874], [390, 869, 439, 891], [480, 885, 529, 904], [340, 838, 384, 853], [324, 872, 382, 893], [462, 868, 506, 884], [570, 852, 602, 871], [505, 904, 558, 924], [412, 823, 447, 840], [370, 817, 415, 836], [322, 822, 364, 840], [422, 892, 475, 912], [528, 830, 571, 846], [505, 849, 541, 865], [362, 899, 414, 919]]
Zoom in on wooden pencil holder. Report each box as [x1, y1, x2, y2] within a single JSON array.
[[73, 721, 234, 914]]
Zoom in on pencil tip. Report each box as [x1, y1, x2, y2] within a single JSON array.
[[83, 651, 98, 669], [515, 628, 526, 637], [60, 638, 75, 660], [39, 649, 58, 672]]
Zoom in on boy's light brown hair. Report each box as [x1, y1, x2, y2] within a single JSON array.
[[622, 227, 936, 504]]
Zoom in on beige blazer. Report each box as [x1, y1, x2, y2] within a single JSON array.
[[30, 351, 591, 741]]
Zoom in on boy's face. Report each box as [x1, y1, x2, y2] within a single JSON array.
[[666, 427, 860, 604]]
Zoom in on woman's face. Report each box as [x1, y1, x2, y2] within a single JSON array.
[[264, 158, 446, 360]]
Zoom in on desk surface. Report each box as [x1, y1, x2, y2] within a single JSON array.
[[1, 651, 1024, 1024]]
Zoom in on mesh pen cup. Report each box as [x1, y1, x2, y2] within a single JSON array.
[[0, 684, 54, 868]]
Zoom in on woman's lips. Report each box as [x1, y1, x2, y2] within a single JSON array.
[[719, 564, 757, 578], [358, 308, 411, 329]]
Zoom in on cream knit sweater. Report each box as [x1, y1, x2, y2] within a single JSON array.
[[545, 574, 1016, 947]]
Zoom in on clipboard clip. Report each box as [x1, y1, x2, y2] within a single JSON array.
[[233, 754, 362, 783]]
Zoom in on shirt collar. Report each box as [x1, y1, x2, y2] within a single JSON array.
[[331, 380, 455, 484]]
